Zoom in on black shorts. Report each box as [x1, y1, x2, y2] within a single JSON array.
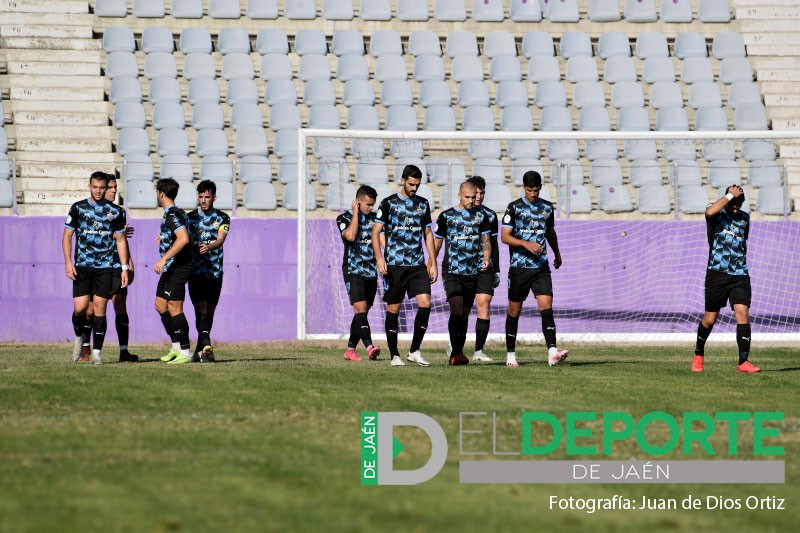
[[110, 269, 133, 297], [382, 265, 431, 304], [73, 267, 113, 299], [189, 274, 224, 306], [343, 273, 378, 306], [705, 269, 751, 312], [476, 269, 496, 296], [508, 267, 553, 302], [443, 273, 478, 311], [156, 263, 191, 301]]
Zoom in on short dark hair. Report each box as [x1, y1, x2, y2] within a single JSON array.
[[156, 178, 180, 200], [356, 185, 377, 200], [467, 176, 486, 190], [90, 171, 110, 184], [197, 180, 216, 195], [522, 171, 543, 188], [726, 185, 745, 205], [401, 164, 423, 181]]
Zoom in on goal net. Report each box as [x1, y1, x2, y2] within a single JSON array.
[[298, 129, 800, 344]]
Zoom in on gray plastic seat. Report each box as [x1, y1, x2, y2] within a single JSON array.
[[299, 55, 332, 81], [234, 126, 268, 157], [244, 182, 277, 210], [637, 185, 671, 213], [558, 184, 592, 213], [661, 0, 692, 22], [103, 27, 136, 53], [110, 78, 143, 103], [656, 106, 689, 131], [589, 0, 622, 21], [398, 0, 430, 20], [337, 55, 369, 81], [348, 105, 380, 130], [578, 106, 611, 131], [106, 52, 138, 79], [625, 140, 658, 161], [472, 159, 505, 185], [414, 56, 446, 81], [585, 139, 618, 161], [195, 129, 228, 157], [283, 181, 317, 210], [535, 81, 567, 108], [355, 158, 389, 184], [436, 0, 467, 21], [312, 134, 346, 159], [695, 106, 728, 131], [122, 154, 154, 181], [511, 158, 544, 185], [142, 27, 173, 53], [590, 159, 623, 186], [636, 32, 668, 59], [756, 186, 791, 215], [218, 28, 249, 55], [598, 32, 630, 58], [663, 140, 696, 161], [712, 32, 746, 59], [152, 102, 185, 129], [160, 154, 194, 182], [239, 155, 272, 183], [508, 140, 541, 161], [699, 0, 731, 23], [156, 128, 189, 156], [677, 185, 710, 213], [604, 56, 637, 83], [183, 53, 216, 80], [560, 32, 592, 59], [247, 0, 278, 18], [469, 139, 502, 160], [599, 185, 633, 212], [180, 27, 212, 54], [381, 80, 413, 107], [192, 102, 225, 130], [200, 154, 233, 182], [681, 58, 714, 84], [303, 80, 336, 106], [227, 78, 260, 105], [501, 106, 534, 131], [134, 0, 165, 18], [332, 29, 364, 56], [742, 139, 776, 161], [385, 106, 418, 131], [719, 57, 753, 84], [452, 56, 484, 82], [408, 31, 440, 56], [172, 0, 203, 18], [370, 30, 403, 57], [491, 56, 522, 82], [734, 103, 768, 130], [540, 106, 573, 131], [222, 53, 254, 80], [419, 81, 451, 107], [96, 0, 127, 17], [522, 32, 554, 58], [323, 0, 354, 20], [446, 31, 478, 58], [424, 106, 457, 131], [548, 0, 579, 22], [675, 33, 707, 59], [427, 158, 466, 185], [688, 82, 722, 109], [269, 104, 301, 131], [260, 55, 293, 81], [479, 184, 511, 212], [256, 29, 289, 55], [325, 182, 357, 210], [642, 57, 675, 83], [342, 80, 374, 106], [116, 128, 150, 156], [473, 0, 504, 21], [458, 81, 490, 107], [611, 81, 644, 108], [391, 139, 424, 159], [125, 180, 158, 208], [669, 160, 702, 187], [307, 104, 341, 129], [749, 161, 782, 188], [463, 106, 495, 132], [629, 160, 662, 187], [511, 0, 543, 21], [727, 82, 762, 109], [708, 160, 741, 187], [174, 183, 198, 210], [617, 106, 650, 131], [187, 78, 219, 105], [650, 82, 683, 109], [361, 0, 392, 20], [374, 56, 408, 81], [274, 129, 300, 157], [210, 0, 240, 18], [286, 0, 317, 19], [144, 52, 176, 79], [702, 139, 736, 162], [496, 81, 528, 108], [625, 0, 657, 22], [484, 31, 517, 58], [295, 30, 327, 56], [527, 56, 560, 82], [566, 56, 598, 82]]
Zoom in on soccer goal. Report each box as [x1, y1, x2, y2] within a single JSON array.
[[297, 129, 800, 344]]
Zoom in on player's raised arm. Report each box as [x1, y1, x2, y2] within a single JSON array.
[[341, 198, 361, 243], [706, 185, 744, 218]]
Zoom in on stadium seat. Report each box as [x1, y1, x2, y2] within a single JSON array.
[[341, 80, 374, 107], [624, 0, 656, 22], [552, 159, 585, 186], [186, 78, 219, 105], [110, 78, 143, 104], [332, 30, 364, 56], [385, 106, 418, 131], [681, 58, 714, 84], [325, 182, 358, 210], [356, 158, 389, 184], [96, 0, 127, 17], [134, 0, 165, 18], [611, 82, 644, 108], [617, 106, 650, 131], [742, 139, 776, 162], [159, 154, 193, 182], [381, 80, 413, 107], [749, 161, 782, 188], [650, 82, 683, 109], [507, 140, 541, 160], [629, 160, 663, 187], [180, 28, 212, 55], [699, 0, 731, 23], [370, 31, 403, 57], [695, 106, 728, 131], [452, 56, 484, 82], [481, 184, 512, 212], [702, 139, 736, 162], [590, 159, 623, 186], [677, 186, 710, 213], [116, 128, 150, 156], [352, 138, 385, 160], [560, 32, 592, 59], [302, 80, 336, 106], [578, 106, 610, 131], [599, 186, 633, 212], [374, 56, 408, 82], [226, 79, 260, 106], [463, 106, 495, 132], [193, 102, 225, 130], [669, 160, 702, 187], [175, 183, 198, 210], [274, 129, 300, 157], [244, 182, 278, 210], [734, 103, 768, 130], [446, 31, 478, 58], [540, 106, 572, 131], [172, 0, 203, 18], [501, 106, 534, 132], [295, 30, 327, 56], [285, 0, 317, 19], [125, 180, 158, 209], [707, 160, 741, 187], [151, 102, 185, 129], [122, 154, 154, 181], [278, 156, 311, 185], [112, 102, 146, 129], [662, 140, 696, 161], [283, 181, 316, 210], [727, 82, 762, 109], [557, 184, 592, 213], [472, 159, 505, 185], [661, 0, 692, 22], [435, 0, 467, 21], [688, 82, 722, 109], [218, 29, 249, 55], [195, 129, 228, 157], [106, 52, 138, 79], [269, 104, 302, 131], [323, 0, 354, 20], [510, 0, 543, 21], [235, 127, 268, 157], [484, 31, 517, 58], [222, 54, 255, 80], [496, 81, 528, 108], [511, 158, 544, 186], [527, 56, 560, 82], [156, 128, 189, 156], [469, 139, 502, 160], [675, 33, 708, 59], [103, 27, 135, 53], [414, 56, 446, 82], [200, 155, 233, 182], [522, 32, 554, 58], [636, 32, 668, 59], [393, 158, 427, 183], [391, 138, 425, 159], [256, 29, 289, 55], [424, 106, 457, 131], [719, 58, 753, 84], [315, 157, 348, 184], [427, 158, 466, 185], [642, 57, 675, 83], [307, 104, 341, 130], [566, 56, 598, 82], [182, 53, 216, 80], [299, 55, 332, 81], [598, 32, 630, 58], [472, 0, 504, 21], [756, 186, 791, 215], [141, 27, 173, 54], [361, 0, 392, 20], [547, 0, 579, 22], [398, 0, 429, 20], [458, 81, 490, 107], [637, 185, 671, 214], [409, 31, 440, 56], [604, 56, 637, 83], [490, 56, 522, 83], [337, 55, 369, 81], [209, 0, 240, 18], [656, 107, 689, 131], [712, 32, 746, 59]]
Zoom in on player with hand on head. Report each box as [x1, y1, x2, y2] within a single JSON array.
[[372, 165, 438, 367], [337, 186, 381, 362], [692, 185, 760, 373], [501, 171, 568, 368], [434, 181, 492, 365]]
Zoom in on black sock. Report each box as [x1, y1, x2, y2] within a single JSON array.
[[541, 308, 557, 349], [72, 312, 88, 338], [115, 313, 129, 352], [448, 314, 460, 355], [386, 312, 400, 357], [355, 312, 373, 348], [172, 313, 191, 351], [348, 315, 360, 349], [475, 318, 490, 352], [506, 314, 519, 352], [160, 311, 177, 342], [83, 320, 93, 345], [92, 315, 107, 351], [695, 323, 713, 356], [409, 307, 431, 353], [737, 323, 751, 364], [454, 317, 469, 355]]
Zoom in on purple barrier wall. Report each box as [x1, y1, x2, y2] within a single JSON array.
[[1, 217, 798, 343]]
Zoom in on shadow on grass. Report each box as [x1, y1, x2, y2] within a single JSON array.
[[767, 367, 800, 373]]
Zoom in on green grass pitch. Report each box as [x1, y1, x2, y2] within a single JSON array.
[[0, 343, 797, 532]]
